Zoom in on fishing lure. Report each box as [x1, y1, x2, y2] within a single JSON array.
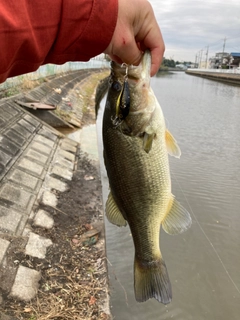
[[112, 63, 130, 126]]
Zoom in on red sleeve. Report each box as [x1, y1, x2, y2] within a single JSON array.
[[0, 0, 118, 83]]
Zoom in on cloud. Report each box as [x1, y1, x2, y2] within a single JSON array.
[[149, 0, 240, 61]]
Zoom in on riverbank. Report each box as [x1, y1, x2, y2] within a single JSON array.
[[0, 69, 111, 319], [186, 69, 240, 85]]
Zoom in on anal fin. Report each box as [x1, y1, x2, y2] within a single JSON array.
[[162, 195, 192, 235], [106, 192, 127, 227]]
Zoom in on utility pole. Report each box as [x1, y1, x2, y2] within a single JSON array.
[[222, 37, 227, 67], [205, 46, 209, 69], [199, 50, 203, 69]]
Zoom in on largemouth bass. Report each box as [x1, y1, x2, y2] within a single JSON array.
[[102, 51, 192, 304]]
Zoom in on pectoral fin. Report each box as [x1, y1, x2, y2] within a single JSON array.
[[162, 195, 192, 235], [143, 133, 155, 153], [106, 192, 127, 227], [165, 129, 181, 158]]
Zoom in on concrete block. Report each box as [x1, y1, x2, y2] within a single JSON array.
[[33, 210, 54, 229], [31, 141, 52, 156], [24, 114, 40, 128], [0, 150, 12, 168], [40, 126, 59, 141], [4, 129, 26, 146], [0, 207, 23, 233], [0, 183, 35, 213], [0, 136, 20, 156], [18, 119, 36, 133], [60, 140, 77, 154], [25, 232, 52, 259], [10, 265, 41, 301], [41, 190, 58, 207], [58, 149, 75, 162], [17, 157, 45, 178], [34, 135, 55, 148], [46, 176, 68, 192], [62, 138, 78, 148], [51, 165, 73, 180], [56, 157, 75, 171], [0, 238, 10, 264], [25, 149, 49, 165], [8, 169, 41, 193], [12, 123, 32, 139]]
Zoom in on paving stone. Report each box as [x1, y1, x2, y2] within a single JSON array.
[[0, 117, 5, 128], [25, 149, 49, 165], [57, 157, 75, 171], [46, 176, 68, 192], [41, 190, 58, 207], [25, 232, 52, 259], [0, 183, 35, 213], [41, 191, 58, 207], [51, 165, 73, 180], [39, 126, 59, 141], [12, 123, 32, 139], [31, 141, 52, 156], [58, 149, 75, 162], [33, 210, 54, 229], [8, 169, 41, 193], [17, 158, 45, 178], [61, 140, 77, 153], [18, 119, 36, 133], [23, 114, 40, 127], [0, 136, 21, 156], [0, 150, 12, 169], [62, 138, 78, 148], [2, 102, 21, 117], [4, 129, 27, 146], [34, 135, 55, 148], [0, 109, 14, 122], [0, 238, 10, 264], [0, 207, 23, 233], [10, 265, 41, 301]]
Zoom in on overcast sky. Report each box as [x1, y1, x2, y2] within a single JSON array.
[[149, 0, 240, 62]]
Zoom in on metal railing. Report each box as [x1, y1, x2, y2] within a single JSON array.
[[0, 58, 110, 91]]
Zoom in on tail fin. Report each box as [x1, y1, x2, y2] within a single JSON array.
[[134, 256, 172, 304]]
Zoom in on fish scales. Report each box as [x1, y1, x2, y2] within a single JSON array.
[[102, 50, 192, 304]]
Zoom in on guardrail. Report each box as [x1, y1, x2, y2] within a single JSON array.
[[0, 58, 110, 91], [190, 68, 240, 74]]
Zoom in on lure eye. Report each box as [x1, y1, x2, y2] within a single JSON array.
[[112, 81, 122, 92]]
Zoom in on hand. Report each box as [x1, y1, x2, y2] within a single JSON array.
[[104, 0, 165, 76]]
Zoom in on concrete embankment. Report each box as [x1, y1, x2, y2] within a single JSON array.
[[186, 69, 240, 86], [0, 69, 111, 319]]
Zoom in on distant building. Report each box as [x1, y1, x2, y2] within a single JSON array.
[[230, 53, 240, 68], [209, 52, 230, 69], [175, 64, 187, 70]]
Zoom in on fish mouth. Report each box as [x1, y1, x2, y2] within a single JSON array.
[[110, 50, 151, 83]]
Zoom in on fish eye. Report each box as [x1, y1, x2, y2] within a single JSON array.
[[111, 81, 122, 92]]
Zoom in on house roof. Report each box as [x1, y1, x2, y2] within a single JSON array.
[[231, 52, 240, 57]]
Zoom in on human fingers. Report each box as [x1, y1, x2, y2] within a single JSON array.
[[134, 1, 165, 76]]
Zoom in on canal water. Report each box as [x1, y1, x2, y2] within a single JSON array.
[[96, 72, 240, 320]]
